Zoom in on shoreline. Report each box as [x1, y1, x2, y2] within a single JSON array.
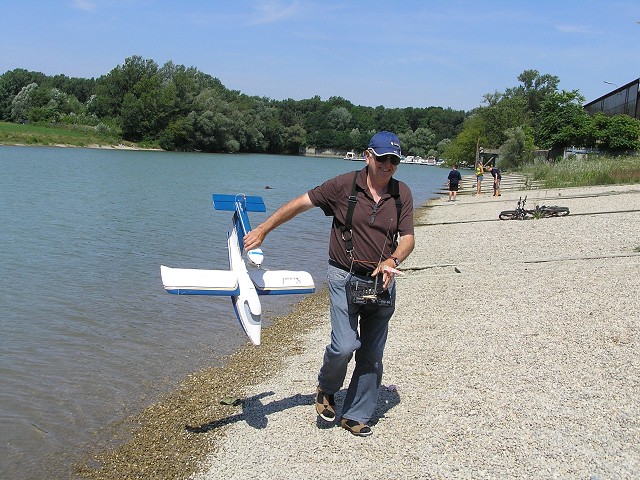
[[79, 183, 640, 479], [77, 288, 333, 479], [1, 142, 162, 151]]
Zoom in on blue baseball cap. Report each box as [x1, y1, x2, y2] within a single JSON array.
[[368, 131, 402, 158]]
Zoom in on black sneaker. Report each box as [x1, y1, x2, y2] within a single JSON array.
[[315, 387, 335, 421], [341, 418, 372, 437]]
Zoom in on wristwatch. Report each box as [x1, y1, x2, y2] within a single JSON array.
[[391, 256, 401, 267]]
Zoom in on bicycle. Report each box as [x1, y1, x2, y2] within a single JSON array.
[[533, 204, 570, 218], [499, 196, 533, 220], [499, 196, 569, 220]]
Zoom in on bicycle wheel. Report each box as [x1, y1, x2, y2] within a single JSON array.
[[540, 206, 570, 217], [499, 210, 519, 220]]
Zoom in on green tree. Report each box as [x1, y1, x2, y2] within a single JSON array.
[[159, 62, 198, 116], [10, 82, 38, 122], [92, 56, 159, 119], [0, 68, 47, 120], [58, 94, 85, 119], [282, 124, 306, 154], [499, 126, 534, 169], [188, 88, 246, 152], [443, 114, 488, 166], [45, 74, 96, 103], [350, 105, 376, 133], [478, 95, 530, 147], [401, 127, 435, 156], [121, 75, 177, 141], [347, 128, 371, 152], [374, 106, 410, 133], [590, 112, 640, 151], [510, 69, 560, 114], [159, 116, 194, 151], [327, 106, 352, 130], [536, 90, 591, 150], [417, 107, 466, 141], [458, 69, 561, 160], [276, 98, 305, 128], [0, 56, 472, 155], [398, 130, 416, 155], [436, 138, 452, 158]]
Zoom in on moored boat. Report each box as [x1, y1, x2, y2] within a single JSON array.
[[344, 150, 365, 161]]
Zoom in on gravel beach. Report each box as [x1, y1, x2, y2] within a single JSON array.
[[83, 182, 640, 480]]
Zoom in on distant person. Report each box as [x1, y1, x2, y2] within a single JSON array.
[[490, 165, 502, 196], [447, 164, 462, 201], [243, 131, 415, 437], [475, 161, 484, 195]]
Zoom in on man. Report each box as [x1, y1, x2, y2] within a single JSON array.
[[447, 164, 462, 201], [243, 131, 415, 437], [490, 164, 502, 196]]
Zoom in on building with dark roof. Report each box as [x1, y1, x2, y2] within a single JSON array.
[[584, 78, 640, 119]]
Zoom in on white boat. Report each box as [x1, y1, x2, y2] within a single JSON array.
[[425, 156, 437, 166], [344, 151, 365, 161]]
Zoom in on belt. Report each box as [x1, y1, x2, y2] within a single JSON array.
[[328, 259, 349, 272], [328, 259, 372, 276]]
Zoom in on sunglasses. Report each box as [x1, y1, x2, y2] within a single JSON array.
[[372, 152, 401, 166]]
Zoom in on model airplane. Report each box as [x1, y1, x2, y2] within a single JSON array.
[[160, 194, 315, 346]]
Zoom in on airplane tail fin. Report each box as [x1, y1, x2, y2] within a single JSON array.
[[212, 194, 266, 212]]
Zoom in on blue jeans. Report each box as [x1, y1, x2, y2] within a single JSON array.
[[318, 264, 396, 424]]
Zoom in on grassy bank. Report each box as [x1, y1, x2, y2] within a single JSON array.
[[0, 121, 145, 149], [520, 154, 640, 188]]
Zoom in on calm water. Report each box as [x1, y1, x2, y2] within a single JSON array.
[[0, 146, 446, 479]]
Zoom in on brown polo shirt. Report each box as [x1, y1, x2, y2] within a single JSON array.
[[308, 168, 414, 274]]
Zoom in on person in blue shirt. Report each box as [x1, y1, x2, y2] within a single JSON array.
[[447, 164, 462, 201], [489, 165, 502, 196]]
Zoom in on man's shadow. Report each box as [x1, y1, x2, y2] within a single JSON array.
[[186, 386, 401, 433]]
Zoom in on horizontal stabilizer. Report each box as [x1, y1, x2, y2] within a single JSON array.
[[248, 269, 315, 295], [212, 194, 266, 212], [161, 265, 239, 296]]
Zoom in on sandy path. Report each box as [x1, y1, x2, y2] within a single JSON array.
[[186, 184, 640, 480]]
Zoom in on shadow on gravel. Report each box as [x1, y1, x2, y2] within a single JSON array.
[[185, 386, 401, 433], [185, 391, 312, 433], [371, 386, 401, 425]]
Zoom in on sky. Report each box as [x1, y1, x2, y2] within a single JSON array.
[[2, 0, 639, 112]]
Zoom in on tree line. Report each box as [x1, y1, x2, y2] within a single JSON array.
[[1, 57, 638, 165], [445, 70, 640, 168], [0, 55, 465, 157]]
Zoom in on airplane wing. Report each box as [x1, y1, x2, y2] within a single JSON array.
[[248, 269, 315, 295], [161, 265, 239, 296]]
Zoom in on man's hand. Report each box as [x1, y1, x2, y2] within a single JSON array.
[[241, 193, 314, 252], [243, 226, 266, 251], [373, 234, 414, 290], [372, 259, 398, 290]]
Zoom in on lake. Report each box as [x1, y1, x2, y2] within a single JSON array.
[[0, 146, 448, 479]]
